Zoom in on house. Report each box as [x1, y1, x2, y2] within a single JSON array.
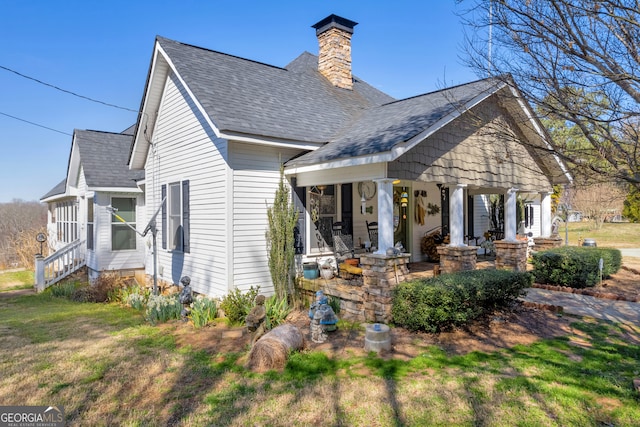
[[127, 14, 570, 298], [40, 14, 570, 297], [40, 127, 145, 285]]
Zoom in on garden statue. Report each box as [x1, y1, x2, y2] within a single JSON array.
[[308, 290, 338, 343], [178, 276, 193, 321], [246, 294, 267, 344]]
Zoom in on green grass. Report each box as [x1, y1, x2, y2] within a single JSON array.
[[1, 294, 639, 426], [0, 269, 34, 291], [564, 222, 640, 248]]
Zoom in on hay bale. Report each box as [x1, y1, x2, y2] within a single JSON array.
[[246, 324, 304, 372]]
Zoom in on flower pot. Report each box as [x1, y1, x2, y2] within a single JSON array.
[[303, 262, 319, 280], [320, 268, 334, 280]]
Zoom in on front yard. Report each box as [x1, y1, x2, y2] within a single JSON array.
[[1, 288, 639, 426]]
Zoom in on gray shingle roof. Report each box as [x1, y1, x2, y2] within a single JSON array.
[[75, 130, 144, 188], [286, 78, 502, 167], [41, 178, 67, 200], [157, 37, 394, 143]]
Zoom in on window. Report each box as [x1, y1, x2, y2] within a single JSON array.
[[162, 181, 190, 252], [55, 201, 78, 244], [87, 197, 94, 250], [111, 197, 136, 251]]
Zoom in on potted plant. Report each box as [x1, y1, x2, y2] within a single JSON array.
[[320, 259, 335, 280]]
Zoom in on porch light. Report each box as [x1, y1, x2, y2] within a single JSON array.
[[361, 193, 367, 214]]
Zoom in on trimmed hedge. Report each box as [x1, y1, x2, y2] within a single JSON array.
[[391, 270, 532, 333], [531, 246, 621, 288]]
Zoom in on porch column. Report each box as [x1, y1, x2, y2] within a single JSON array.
[[504, 188, 518, 241], [449, 183, 466, 246], [373, 178, 394, 254], [540, 191, 552, 237]]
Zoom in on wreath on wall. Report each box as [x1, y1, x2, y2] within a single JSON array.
[[427, 203, 440, 216]]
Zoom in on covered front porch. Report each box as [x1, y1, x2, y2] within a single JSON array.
[[296, 252, 508, 323]]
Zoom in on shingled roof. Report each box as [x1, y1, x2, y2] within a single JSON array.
[[155, 37, 394, 143], [42, 129, 143, 201], [286, 78, 503, 167], [74, 130, 144, 188]]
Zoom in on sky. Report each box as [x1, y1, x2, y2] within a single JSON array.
[[0, 0, 481, 203]]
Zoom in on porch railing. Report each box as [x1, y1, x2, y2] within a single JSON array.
[[35, 239, 86, 292]]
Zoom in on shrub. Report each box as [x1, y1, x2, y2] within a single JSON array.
[[145, 294, 182, 324], [264, 295, 291, 330], [49, 281, 81, 299], [219, 286, 260, 325], [392, 270, 532, 333], [531, 246, 622, 288], [190, 295, 217, 328]]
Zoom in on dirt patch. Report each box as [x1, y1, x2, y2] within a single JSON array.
[[166, 304, 575, 360], [157, 261, 640, 361]]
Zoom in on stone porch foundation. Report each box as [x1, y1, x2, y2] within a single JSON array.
[[436, 246, 478, 274], [533, 236, 563, 251], [494, 240, 528, 271], [297, 253, 410, 323]]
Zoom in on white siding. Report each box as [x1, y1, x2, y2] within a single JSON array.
[[146, 72, 230, 298], [230, 142, 302, 294], [92, 192, 145, 272]]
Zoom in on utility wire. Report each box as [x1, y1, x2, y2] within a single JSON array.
[[0, 111, 72, 136], [0, 64, 138, 113]]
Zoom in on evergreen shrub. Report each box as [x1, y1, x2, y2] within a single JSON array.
[[392, 270, 532, 333], [531, 246, 621, 288]]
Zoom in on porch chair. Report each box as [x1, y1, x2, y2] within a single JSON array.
[[366, 221, 378, 250], [332, 222, 361, 277]]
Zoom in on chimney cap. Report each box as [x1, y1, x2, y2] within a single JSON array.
[[312, 14, 358, 36]]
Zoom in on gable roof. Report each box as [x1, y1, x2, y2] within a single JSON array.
[[74, 129, 144, 189], [129, 37, 395, 168], [156, 37, 393, 144], [41, 129, 144, 202], [286, 78, 503, 167]]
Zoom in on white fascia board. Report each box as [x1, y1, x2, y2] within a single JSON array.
[[389, 85, 504, 162], [66, 134, 80, 188], [507, 85, 573, 184], [222, 131, 322, 151], [284, 152, 394, 175], [40, 192, 71, 204], [88, 187, 143, 194]]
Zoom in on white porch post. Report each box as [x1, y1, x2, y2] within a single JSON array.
[[449, 184, 466, 246], [505, 188, 518, 241], [540, 191, 552, 237], [373, 178, 394, 254]]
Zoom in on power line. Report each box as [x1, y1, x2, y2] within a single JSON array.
[[0, 64, 138, 113], [0, 111, 72, 136]]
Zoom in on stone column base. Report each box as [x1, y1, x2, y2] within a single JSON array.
[[494, 240, 528, 272], [359, 253, 411, 323], [533, 237, 563, 251], [436, 246, 478, 274]]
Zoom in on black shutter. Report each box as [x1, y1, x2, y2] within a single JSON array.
[[440, 185, 450, 236], [291, 178, 306, 255], [182, 180, 190, 253], [161, 184, 167, 250], [341, 183, 353, 234], [467, 195, 474, 238]]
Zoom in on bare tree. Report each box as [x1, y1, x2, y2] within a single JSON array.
[[566, 182, 626, 229], [459, 0, 640, 187], [0, 200, 47, 269]]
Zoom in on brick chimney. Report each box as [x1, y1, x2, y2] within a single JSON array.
[[312, 14, 358, 90]]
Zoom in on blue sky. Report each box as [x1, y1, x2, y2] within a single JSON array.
[[0, 0, 480, 203]]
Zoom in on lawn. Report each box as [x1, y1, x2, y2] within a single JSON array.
[[563, 221, 640, 248], [0, 269, 33, 292], [0, 292, 639, 426]]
